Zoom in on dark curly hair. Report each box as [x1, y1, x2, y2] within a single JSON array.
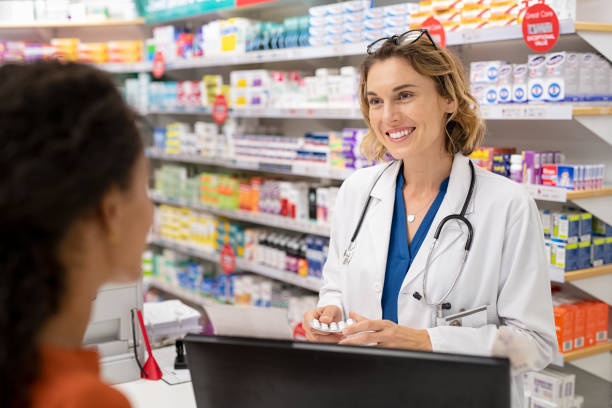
[[0, 61, 143, 407]]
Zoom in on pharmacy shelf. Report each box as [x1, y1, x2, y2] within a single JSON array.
[[563, 341, 612, 362], [146, 149, 352, 181], [0, 18, 145, 29], [150, 192, 331, 236], [164, 42, 366, 70], [552, 341, 612, 367], [118, 19, 577, 73], [147, 105, 611, 122], [146, 106, 363, 120], [550, 264, 612, 283], [98, 61, 153, 74], [143, 276, 219, 308], [524, 184, 612, 203], [148, 236, 322, 292]]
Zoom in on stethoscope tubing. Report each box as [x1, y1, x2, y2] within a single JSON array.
[[343, 159, 476, 318]]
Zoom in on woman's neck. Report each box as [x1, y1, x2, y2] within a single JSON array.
[[39, 272, 101, 349], [401, 149, 453, 197]]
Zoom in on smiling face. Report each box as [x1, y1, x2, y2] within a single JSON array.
[[365, 56, 456, 161]]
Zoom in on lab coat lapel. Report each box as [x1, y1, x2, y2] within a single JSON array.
[[365, 160, 402, 285], [399, 154, 476, 292]]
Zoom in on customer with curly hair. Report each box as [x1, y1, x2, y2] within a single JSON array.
[[0, 61, 152, 407]]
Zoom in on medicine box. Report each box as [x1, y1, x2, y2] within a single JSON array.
[[606, 237, 612, 264], [470, 60, 506, 84], [553, 304, 574, 353], [591, 237, 606, 267], [578, 241, 591, 269], [529, 370, 565, 405], [579, 213, 592, 241]]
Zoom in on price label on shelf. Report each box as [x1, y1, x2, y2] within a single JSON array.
[[220, 244, 236, 274], [421, 17, 446, 48], [525, 184, 567, 202], [522, 3, 559, 52]]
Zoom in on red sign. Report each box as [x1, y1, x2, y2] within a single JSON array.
[[421, 17, 446, 48], [152, 51, 165, 79], [522, 3, 559, 52], [212, 94, 229, 124], [220, 244, 236, 274], [236, 0, 276, 7]]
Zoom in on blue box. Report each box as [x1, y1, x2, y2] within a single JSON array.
[[557, 165, 576, 190], [578, 241, 591, 269], [605, 237, 612, 264], [580, 213, 592, 241], [591, 237, 606, 267], [552, 240, 578, 271]]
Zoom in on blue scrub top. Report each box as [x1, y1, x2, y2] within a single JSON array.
[[381, 167, 449, 323]]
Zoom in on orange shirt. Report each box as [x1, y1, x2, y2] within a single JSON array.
[[31, 345, 131, 408]]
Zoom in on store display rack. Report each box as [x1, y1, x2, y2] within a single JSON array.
[[145, 104, 611, 121], [143, 276, 220, 308], [0, 18, 145, 29], [146, 149, 352, 181], [150, 192, 331, 236], [95, 18, 588, 73], [148, 236, 323, 292]]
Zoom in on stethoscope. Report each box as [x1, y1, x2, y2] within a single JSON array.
[[342, 160, 475, 326]]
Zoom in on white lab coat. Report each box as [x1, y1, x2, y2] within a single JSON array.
[[318, 153, 556, 407]]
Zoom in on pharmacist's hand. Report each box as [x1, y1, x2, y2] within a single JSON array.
[[303, 305, 343, 343], [339, 311, 432, 351]]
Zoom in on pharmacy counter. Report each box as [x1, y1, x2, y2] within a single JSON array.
[[114, 347, 196, 408]]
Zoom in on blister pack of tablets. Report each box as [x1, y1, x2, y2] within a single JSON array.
[[310, 318, 356, 333]]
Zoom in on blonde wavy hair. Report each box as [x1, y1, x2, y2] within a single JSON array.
[[359, 35, 485, 161]]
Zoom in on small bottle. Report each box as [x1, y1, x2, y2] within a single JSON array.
[[509, 154, 523, 183]]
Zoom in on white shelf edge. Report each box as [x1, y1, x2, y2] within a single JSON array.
[[549, 267, 566, 283], [145, 104, 598, 121], [143, 276, 217, 308], [524, 184, 568, 203], [99, 19, 576, 73], [146, 107, 363, 120], [480, 104, 574, 120], [98, 61, 153, 73], [151, 192, 330, 237], [148, 237, 321, 292], [146, 149, 352, 181]]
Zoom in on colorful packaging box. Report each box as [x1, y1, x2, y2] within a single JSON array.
[[553, 304, 574, 353]]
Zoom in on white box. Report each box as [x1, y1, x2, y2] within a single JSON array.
[[470, 60, 506, 84], [384, 3, 409, 16], [342, 0, 371, 13], [530, 370, 565, 404], [513, 64, 529, 103], [529, 54, 547, 78], [545, 52, 567, 102], [365, 6, 386, 19], [593, 55, 610, 102], [545, 77, 565, 102], [484, 84, 498, 104], [578, 53, 596, 101], [497, 64, 513, 103], [470, 83, 487, 105], [564, 53, 581, 101], [528, 78, 546, 102], [530, 396, 561, 408]]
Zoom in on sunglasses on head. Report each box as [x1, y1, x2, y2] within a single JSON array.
[[366, 29, 438, 55]]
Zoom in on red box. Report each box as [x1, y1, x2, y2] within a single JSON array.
[[554, 305, 574, 353], [542, 164, 558, 187]]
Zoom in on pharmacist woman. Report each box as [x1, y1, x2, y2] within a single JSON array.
[[303, 31, 556, 406]]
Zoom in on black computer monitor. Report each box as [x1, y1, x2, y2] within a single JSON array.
[[184, 334, 510, 408]]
